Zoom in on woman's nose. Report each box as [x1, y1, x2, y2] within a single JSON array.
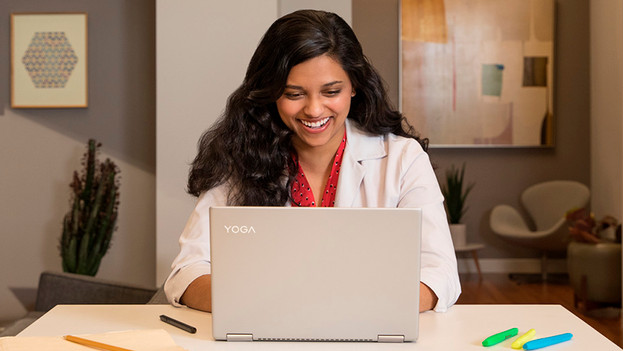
[[303, 96, 324, 117]]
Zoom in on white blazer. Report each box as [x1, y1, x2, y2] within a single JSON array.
[[164, 119, 461, 312]]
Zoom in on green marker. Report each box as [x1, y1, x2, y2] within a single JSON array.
[[482, 328, 519, 347]]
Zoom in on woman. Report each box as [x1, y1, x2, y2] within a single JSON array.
[[164, 9, 461, 313]]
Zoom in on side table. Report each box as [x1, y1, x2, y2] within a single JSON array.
[[454, 243, 485, 280]]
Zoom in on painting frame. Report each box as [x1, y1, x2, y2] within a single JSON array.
[[11, 12, 88, 108], [399, 0, 555, 148]]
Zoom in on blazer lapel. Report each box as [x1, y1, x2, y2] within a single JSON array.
[[334, 120, 386, 207]]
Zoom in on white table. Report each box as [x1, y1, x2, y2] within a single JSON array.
[[18, 304, 621, 350]]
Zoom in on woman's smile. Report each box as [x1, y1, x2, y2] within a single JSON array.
[[299, 117, 331, 130], [276, 54, 353, 153]]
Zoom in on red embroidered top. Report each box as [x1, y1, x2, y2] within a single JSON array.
[[291, 132, 347, 207]]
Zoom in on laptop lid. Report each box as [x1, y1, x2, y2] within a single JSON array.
[[210, 206, 421, 342]]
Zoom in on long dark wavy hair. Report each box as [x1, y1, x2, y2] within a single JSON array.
[[188, 10, 428, 205]]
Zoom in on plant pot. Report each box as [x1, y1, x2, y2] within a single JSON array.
[[567, 241, 622, 306], [449, 223, 467, 248]]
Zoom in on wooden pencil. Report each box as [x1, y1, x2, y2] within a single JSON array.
[[64, 335, 134, 351]]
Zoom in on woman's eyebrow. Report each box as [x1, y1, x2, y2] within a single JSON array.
[[322, 81, 343, 87], [284, 81, 344, 90], [284, 84, 303, 90]]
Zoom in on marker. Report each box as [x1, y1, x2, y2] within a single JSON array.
[[159, 314, 197, 334], [511, 329, 536, 349], [523, 333, 573, 350], [482, 327, 519, 347]]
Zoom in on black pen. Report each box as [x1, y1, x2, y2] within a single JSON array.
[[160, 314, 197, 334]]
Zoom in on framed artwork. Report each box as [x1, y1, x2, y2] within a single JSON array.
[[400, 0, 555, 147], [11, 13, 88, 108]]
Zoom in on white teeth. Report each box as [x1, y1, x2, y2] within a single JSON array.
[[301, 117, 330, 129]]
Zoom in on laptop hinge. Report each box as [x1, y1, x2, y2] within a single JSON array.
[[226, 333, 253, 342], [378, 335, 405, 343]]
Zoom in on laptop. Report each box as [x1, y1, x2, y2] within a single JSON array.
[[209, 206, 422, 342]]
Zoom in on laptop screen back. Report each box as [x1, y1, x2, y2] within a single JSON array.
[[210, 206, 421, 342]]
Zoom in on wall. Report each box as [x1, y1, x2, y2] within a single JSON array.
[[279, 0, 351, 23], [352, 0, 399, 106], [354, 0, 594, 273], [590, 0, 623, 222], [155, 0, 279, 283], [0, 0, 155, 323]]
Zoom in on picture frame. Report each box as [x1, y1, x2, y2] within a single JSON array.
[[400, 0, 555, 147], [11, 13, 88, 108]]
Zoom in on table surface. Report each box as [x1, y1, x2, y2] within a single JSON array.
[[18, 304, 622, 350]]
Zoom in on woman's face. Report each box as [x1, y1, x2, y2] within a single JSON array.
[[276, 54, 354, 153]]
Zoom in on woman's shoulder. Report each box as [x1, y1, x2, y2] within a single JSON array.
[[196, 182, 230, 207], [346, 120, 427, 166], [347, 118, 425, 152], [385, 132, 426, 153]]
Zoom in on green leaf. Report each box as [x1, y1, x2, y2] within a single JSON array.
[[441, 163, 475, 224], [64, 236, 78, 273], [77, 232, 91, 274]]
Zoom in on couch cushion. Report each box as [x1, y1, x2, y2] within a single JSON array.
[[35, 271, 157, 312]]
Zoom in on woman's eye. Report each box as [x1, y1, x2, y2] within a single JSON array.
[[284, 92, 303, 99], [324, 90, 341, 96]]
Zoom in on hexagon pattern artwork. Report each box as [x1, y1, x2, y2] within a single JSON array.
[[21, 32, 79, 88]]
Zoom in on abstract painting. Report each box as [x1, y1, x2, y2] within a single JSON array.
[[400, 0, 555, 147], [11, 13, 88, 108]]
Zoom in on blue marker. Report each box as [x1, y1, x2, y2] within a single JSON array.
[[523, 333, 573, 350]]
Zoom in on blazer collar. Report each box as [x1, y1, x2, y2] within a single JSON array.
[[334, 119, 386, 206], [343, 119, 386, 162]]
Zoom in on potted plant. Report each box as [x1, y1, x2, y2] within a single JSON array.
[[441, 163, 475, 248], [565, 208, 622, 311], [59, 139, 120, 276]]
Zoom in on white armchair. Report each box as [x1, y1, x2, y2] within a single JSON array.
[[489, 180, 590, 280]]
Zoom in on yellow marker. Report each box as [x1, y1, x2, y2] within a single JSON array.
[[511, 329, 536, 349]]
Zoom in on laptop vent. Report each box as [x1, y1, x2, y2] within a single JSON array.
[[257, 337, 375, 342]]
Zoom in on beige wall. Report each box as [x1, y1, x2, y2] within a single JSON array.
[[0, 0, 156, 323], [590, 0, 623, 222], [279, 0, 351, 22], [155, 0, 279, 284]]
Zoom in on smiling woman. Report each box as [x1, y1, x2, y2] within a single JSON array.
[[276, 55, 354, 201], [163, 9, 460, 315]]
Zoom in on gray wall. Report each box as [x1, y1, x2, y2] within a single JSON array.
[[0, 0, 156, 171], [354, 0, 592, 265], [0, 0, 156, 323], [590, 0, 623, 222]]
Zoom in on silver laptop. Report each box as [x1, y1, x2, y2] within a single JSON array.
[[210, 206, 422, 342]]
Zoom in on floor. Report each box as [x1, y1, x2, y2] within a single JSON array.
[[457, 273, 623, 348]]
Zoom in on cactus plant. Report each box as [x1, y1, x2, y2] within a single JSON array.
[[60, 139, 120, 276]]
